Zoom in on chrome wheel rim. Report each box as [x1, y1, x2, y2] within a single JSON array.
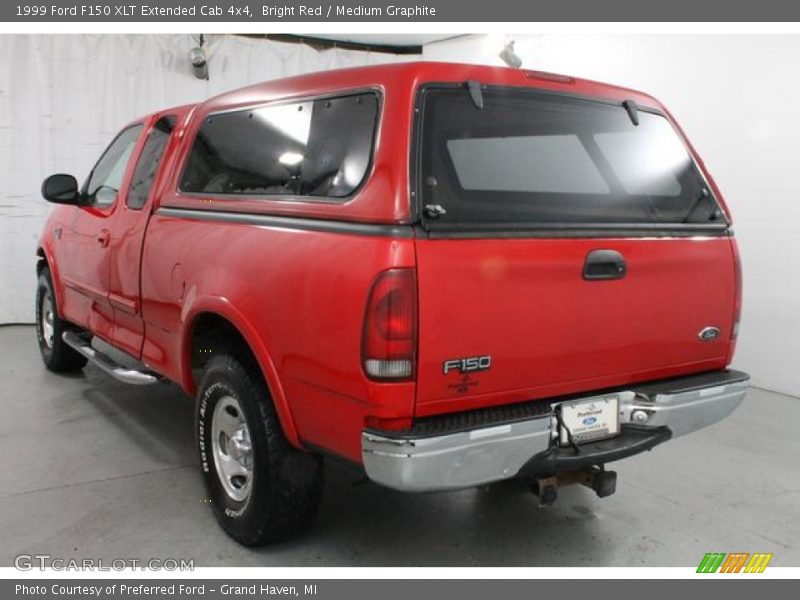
[[211, 395, 253, 503], [40, 290, 55, 349]]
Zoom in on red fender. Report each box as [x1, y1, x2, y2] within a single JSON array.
[[180, 296, 302, 449]]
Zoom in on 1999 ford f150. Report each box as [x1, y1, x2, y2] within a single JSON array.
[[35, 62, 748, 545]]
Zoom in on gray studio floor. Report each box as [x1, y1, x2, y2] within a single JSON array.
[[1, 324, 798, 567]]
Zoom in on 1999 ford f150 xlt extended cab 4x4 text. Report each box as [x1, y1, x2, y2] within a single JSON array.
[[35, 62, 748, 545]]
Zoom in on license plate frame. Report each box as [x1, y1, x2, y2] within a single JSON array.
[[559, 395, 620, 445]]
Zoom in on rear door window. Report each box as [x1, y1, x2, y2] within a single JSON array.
[[127, 116, 176, 210], [419, 87, 722, 228], [179, 92, 379, 199]]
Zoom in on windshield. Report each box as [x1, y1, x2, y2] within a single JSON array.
[[418, 87, 723, 228]]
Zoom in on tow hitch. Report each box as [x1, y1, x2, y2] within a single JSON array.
[[531, 467, 617, 506]]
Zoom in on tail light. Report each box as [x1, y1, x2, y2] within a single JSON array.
[[732, 241, 742, 340], [361, 268, 417, 381]]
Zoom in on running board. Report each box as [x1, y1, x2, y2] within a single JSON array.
[[62, 331, 160, 385]]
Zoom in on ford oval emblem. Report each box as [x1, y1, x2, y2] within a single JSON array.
[[698, 326, 721, 342], [583, 416, 597, 426]]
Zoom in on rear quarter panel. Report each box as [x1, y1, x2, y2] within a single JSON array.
[[139, 216, 416, 461]]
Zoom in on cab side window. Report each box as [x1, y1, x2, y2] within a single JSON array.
[[179, 92, 378, 199], [85, 124, 143, 207], [127, 116, 176, 210]]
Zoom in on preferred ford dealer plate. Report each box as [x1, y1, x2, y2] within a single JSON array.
[[559, 395, 620, 445]]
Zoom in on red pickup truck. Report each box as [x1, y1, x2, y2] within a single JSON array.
[[36, 62, 748, 546]]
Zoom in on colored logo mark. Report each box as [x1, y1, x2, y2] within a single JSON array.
[[696, 552, 773, 573]]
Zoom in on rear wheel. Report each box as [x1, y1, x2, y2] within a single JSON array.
[[196, 353, 323, 546], [35, 266, 88, 373]]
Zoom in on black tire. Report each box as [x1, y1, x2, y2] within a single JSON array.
[[35, 266, 88, 373], [196, 353, 323, 546]]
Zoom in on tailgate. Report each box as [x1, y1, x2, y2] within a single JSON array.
[[415, 236, 735, 414]]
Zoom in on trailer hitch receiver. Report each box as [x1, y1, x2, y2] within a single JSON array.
[[531, 467, 617, 505]]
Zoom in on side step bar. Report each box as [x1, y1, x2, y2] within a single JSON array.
[[62, 331, 160, 385]]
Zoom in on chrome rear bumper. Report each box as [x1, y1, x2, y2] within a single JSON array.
[[362, 370, 749, 492]]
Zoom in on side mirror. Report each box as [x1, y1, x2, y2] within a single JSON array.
[[93, 186, 118, 206], [42, 174, 81, 205]]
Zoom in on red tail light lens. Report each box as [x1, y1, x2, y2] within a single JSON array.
[[361, 269, 417, 381], [732, 242, 743, 340]]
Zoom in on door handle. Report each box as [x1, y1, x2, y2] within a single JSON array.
[[96, 229, 110, 248], [583, 249, 626, 280]]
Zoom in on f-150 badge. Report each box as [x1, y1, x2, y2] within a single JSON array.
[[443, 355, 491, 375]]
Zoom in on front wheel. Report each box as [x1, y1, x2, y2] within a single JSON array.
[[196, 353, 323, 546], [35, 266, 88, 373]]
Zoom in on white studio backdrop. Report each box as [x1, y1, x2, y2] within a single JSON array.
[[0, 34, 407, 323], [424, 34, 800, 397], [1, 33, 798, 397]]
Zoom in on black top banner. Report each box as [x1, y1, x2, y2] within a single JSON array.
[[3, 0, 799, 22]]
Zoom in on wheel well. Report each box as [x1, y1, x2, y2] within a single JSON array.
[[188, 311, 302, 449], [36, 248, 48, 274], [189, 313, 261, 387]]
